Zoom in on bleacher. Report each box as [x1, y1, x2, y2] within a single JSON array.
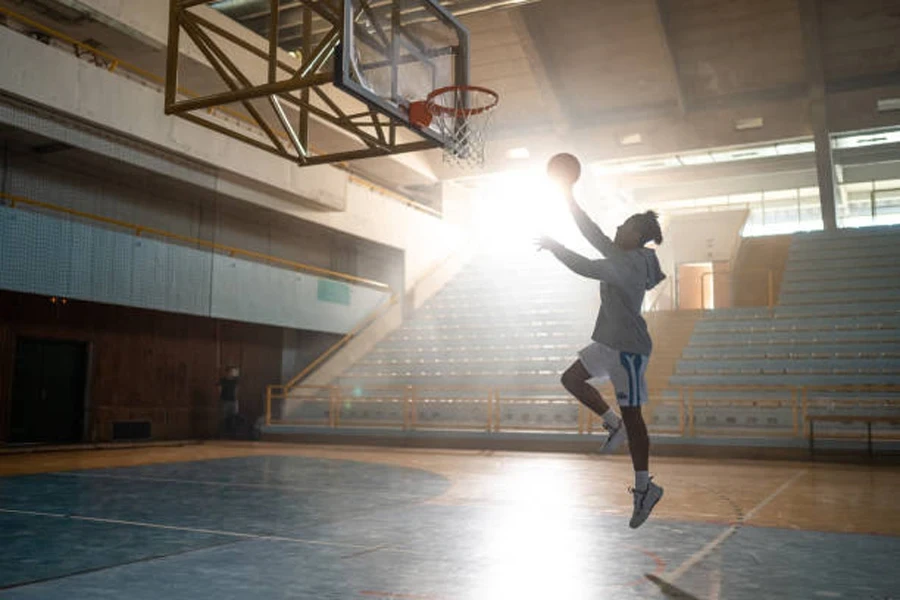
[[661, 225, 900, 438], [280, 251, 601, 431], [336, 252, 596, 389], [275, 225, 900, 450]]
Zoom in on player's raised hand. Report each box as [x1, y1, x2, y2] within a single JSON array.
[[535, 235, 562, 253]]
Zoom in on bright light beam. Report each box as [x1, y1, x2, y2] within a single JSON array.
[[474, 169, 581, 254]]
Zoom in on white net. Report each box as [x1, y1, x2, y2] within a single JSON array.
[[427, 87, 498, 169]]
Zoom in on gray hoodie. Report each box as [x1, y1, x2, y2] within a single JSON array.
[[549, 202, 666, 355]]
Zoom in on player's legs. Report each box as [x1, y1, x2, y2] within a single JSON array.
[[561, 358, 626, 453], [621, 406, 648, 472], [560, 360, 610, 415], [615, 352, 663, 528]]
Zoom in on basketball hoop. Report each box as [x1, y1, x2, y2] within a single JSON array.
[[409, 85, 499, 169]]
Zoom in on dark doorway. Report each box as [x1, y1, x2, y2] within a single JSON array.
[[10, 338, 88, 444]]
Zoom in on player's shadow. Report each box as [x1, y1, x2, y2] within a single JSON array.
[[644, 574, 702, 600]]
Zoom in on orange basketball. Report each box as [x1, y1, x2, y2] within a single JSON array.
[[546, 152, 582, 185]]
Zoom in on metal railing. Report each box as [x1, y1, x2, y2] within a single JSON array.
[[644, 275, 674, 312], [265, 383, 900, 438], [0, 191, 390, 291], [0, 6, 441, 218]]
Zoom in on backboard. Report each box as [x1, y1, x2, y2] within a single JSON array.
[[335, 0, 470, 146]]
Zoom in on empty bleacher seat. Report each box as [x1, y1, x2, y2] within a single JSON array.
[[670, 226, 900, 398]]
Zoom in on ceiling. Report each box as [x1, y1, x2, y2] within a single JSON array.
[[458, 0, 900, 166], [207, 0, 900, 172], [4, 0, 900, 200]]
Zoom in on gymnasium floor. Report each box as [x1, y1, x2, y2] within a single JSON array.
[[0, 444, 898, 599]]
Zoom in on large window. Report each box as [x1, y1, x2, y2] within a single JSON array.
[[837, 179, 900, 228], [656, 179, 900, 236], [656, 188, 822, 236]]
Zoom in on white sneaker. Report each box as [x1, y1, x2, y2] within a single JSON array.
[[629, 478, 663, 529], [599, 421, 627, 454]]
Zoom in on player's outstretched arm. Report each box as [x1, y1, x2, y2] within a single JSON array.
[[564, 191, 619, 257], [536, 236, 621, 283]]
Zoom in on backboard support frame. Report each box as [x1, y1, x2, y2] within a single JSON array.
[[164, 0, 470, 167]]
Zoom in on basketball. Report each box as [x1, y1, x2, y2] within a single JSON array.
[[546, 152, 582, 185]]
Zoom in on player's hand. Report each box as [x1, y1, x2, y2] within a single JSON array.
[[535, 235, 562, 253]]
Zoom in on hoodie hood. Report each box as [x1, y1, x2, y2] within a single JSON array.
[[637, 248, 666, 290]]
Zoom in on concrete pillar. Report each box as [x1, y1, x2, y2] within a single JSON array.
[[811, 100, 838, 230], [799, 0, 838, 230]]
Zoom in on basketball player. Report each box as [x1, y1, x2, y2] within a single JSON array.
[[536, 178, 666, 528]]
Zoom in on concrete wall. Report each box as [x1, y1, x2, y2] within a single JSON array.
[[657, 209, 749, 272], [731, 234, 793, 307], [54, 0, 301, 78], [646, 209, 747, 310]]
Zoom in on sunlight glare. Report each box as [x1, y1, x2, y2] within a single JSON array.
[[468, 459, 596, 600], [473, 169, 578, 254]]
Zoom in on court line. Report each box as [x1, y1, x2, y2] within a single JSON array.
[[663, 469, 808, 583], [50, 471, 436, 500], [0, 538, 249, 591], [341, 543, 390, 559], [0, 507, 418, 554]]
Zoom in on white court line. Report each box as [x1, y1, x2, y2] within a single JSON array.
[[0, 507, 416, 554], [665, 469, 808, 583], [51, 472, 428, 499], [0, 508, 68, 519]]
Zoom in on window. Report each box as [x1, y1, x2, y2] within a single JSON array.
[[837, 181, 900, 227], [658, 178, 900, 236], [798, 191, 823, 229], [874, 188, 900, 218]]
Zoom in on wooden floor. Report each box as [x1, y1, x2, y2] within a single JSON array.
[[1, 442, 898, 599], [3, 442, 897, 535]]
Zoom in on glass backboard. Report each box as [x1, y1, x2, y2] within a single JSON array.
[[336, 0, 470, 145]]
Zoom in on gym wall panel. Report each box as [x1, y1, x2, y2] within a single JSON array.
[[0, 205, 390, 334]]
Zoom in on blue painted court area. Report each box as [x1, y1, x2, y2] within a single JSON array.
[[0, 455, 897, 599]]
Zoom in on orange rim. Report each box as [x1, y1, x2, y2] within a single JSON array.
[[425, 85, 499, 117]]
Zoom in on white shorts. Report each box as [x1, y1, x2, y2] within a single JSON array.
[[577, 342, 649, 407]]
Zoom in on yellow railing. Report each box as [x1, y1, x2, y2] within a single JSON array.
[[264, 383, 900, 437], [0, 6, 440, 218], [0, 191, 391, 291]]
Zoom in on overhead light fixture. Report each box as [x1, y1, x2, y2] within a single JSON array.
[[619, 133, 642, 146], [710, 148, 774, 162], [734, 117, 764, 130], [877, 98, 900, 112], [775, 140, 815, 155], [506, 147, 530, 159], [623, 157, 681, 172], [833, 129, 900, 148], [677, 152, 715, 165]]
